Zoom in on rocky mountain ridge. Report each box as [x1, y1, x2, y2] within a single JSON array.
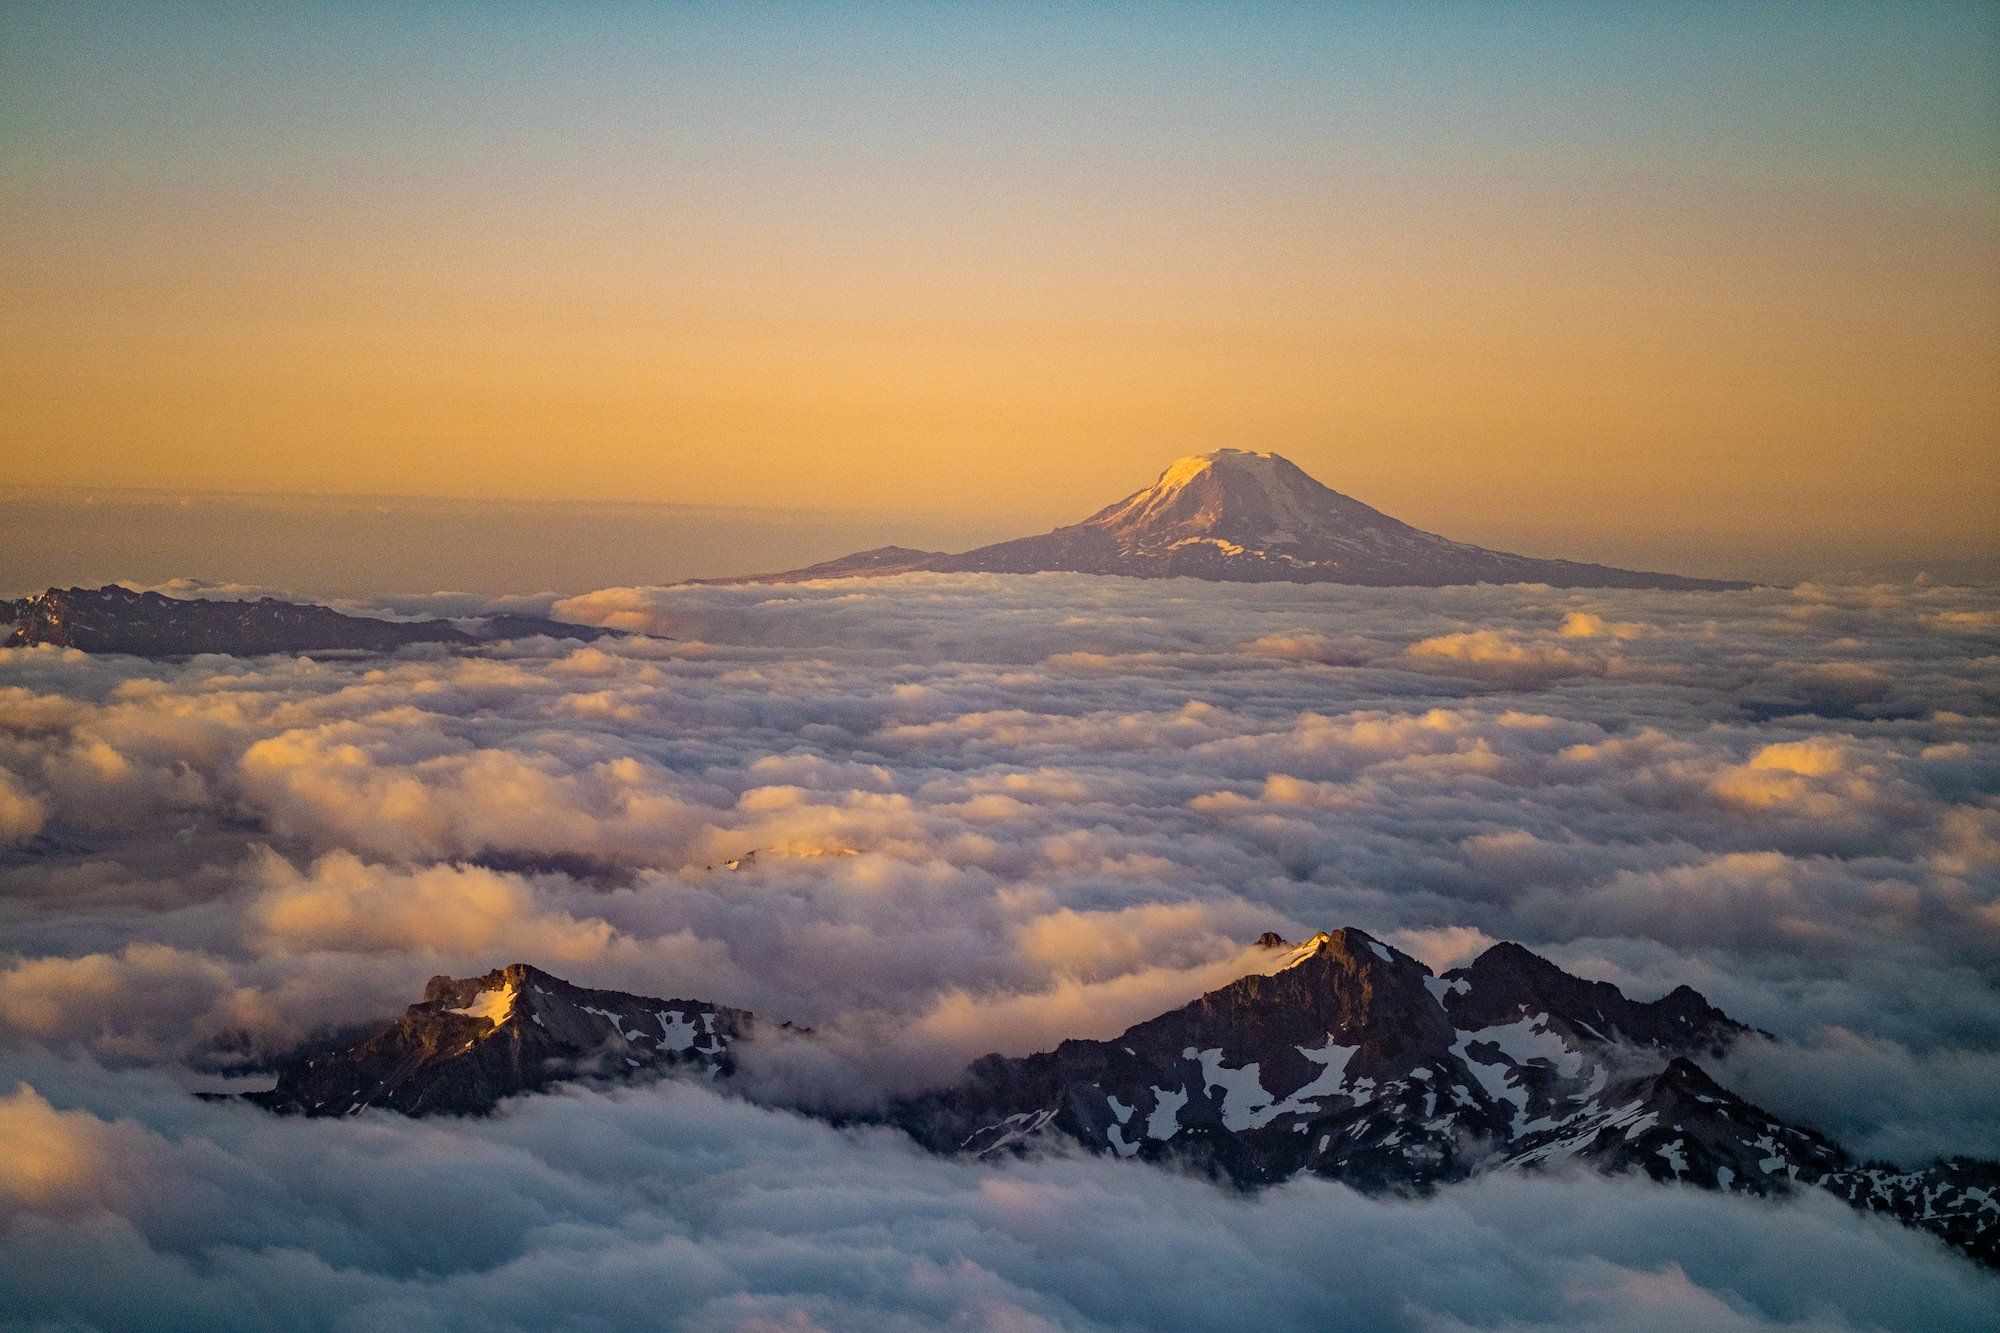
[[243, 929, 1996, 1267], [247, 964, 753, 1117], [2, 585, 623, 657]]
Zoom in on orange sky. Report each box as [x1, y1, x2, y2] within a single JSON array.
[[3, 5, 1997, 566]]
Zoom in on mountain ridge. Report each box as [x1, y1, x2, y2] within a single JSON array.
[[247, 963, 755, 1117], [2, 585, 630, 658], [240, 928, 1996, 1267]]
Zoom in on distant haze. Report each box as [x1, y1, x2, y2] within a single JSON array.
[[3, 3, 1996, 570], [0, 488, 1028, 599], [2, 484, 1991, 599]]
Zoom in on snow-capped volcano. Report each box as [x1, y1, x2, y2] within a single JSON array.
[[716, 450, 1745, 589], [1083, 448, 1425, 553]]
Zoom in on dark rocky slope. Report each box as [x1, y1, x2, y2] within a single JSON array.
[[246, 932, 1995, 1267], [3, 585, 622, 657], [248, 964, 751, 1117]]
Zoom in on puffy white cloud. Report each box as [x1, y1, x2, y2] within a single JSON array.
[[1, 1056, 1995, 1332], [1406, 629, 1610, 686], [2, 572, 1997, 1324], [0, 945, 250, 1061], [0, 766, 47, 844], [1556, 610, 1649, 640], [1387, 924, 1500, 973], [248, 850, 618, 962], [1714, 1029, 2000, 1166]]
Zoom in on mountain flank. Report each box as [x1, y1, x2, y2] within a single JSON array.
[[244, 929, 1994, 1267], [712, 450, 1747, 589]]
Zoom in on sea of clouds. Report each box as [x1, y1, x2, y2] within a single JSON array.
[[2, 572, 1996, 1329]]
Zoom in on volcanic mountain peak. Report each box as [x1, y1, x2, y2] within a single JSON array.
[[713, 451, 1748, 590], [1087, 449, 1418, 553]]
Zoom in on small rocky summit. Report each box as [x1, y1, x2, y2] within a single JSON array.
[[248, 964, 750, 1117], [2, 585, 621, 658], [717, 450, 1746, 590], [248, 933, 1997, 1268]]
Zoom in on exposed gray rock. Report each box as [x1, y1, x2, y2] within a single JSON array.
[[246, 934, 1996, 1267]]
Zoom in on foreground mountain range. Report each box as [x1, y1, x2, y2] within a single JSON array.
[[248, 927, 1997, 1269], [2, 585, 623, 657], [718, 450, 1747, 590]]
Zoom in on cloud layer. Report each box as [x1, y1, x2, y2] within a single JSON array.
[[2, 572, 1997, 1326], [4, 1053, 1996, 1333]]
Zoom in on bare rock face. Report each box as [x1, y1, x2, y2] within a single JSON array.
[[888, 930, 1995, 1265], [1438, 940, 1748, 1054], [890, 930, 1755, 1190], [720, 450, 1748, 589], [247, 964, 750, 1117], [3, 586, 623, 658], [245, 936, 1996, 1268]]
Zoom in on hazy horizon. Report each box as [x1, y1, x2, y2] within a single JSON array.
[[7, 465, 1996, 600], [5, 1, 1996, 568]]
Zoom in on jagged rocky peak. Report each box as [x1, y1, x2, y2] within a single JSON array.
[[1129, 927, 1449, 1079], [715, 450, 1748, 589], [902, 923, 1835, 1195], [1212, 927, 1443, 1046], [1503, 1055, 1848, 1192], [249, 964, 750, 1117], [242, 943, 2000, 1269], [1441, 941, 1748, 1054]]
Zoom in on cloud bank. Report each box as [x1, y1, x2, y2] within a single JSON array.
[[3, 1054, 1995, 1333], [2, 572, 1997, 1326]]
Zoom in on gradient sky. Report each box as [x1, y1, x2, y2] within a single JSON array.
[[3, 1, 1996, 569]]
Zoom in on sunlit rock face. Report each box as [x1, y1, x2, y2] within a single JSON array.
[[722, 450, 1747, 589], [891, 928, 1996, 1266], [248, 964, 751, 1116], [899, 928, 1751, 1188], [248, 935, 1998, 1267]]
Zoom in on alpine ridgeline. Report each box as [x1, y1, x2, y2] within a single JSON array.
[[247, 930, 1994, 1267], [247, 964, 754, 1117], [717, 450, 1744, 589], [2, 585, 626, 658]]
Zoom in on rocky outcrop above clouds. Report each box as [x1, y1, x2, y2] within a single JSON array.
[[3, 585, 624, 657], [249, 933, 1998, 1268], [248, 963, 752, 1117]]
